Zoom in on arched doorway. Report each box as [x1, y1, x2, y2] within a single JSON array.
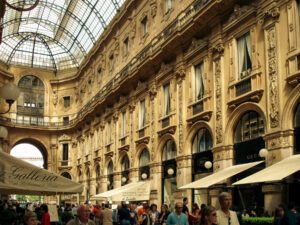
[[191, 128, 213, 205], [233, 110, 265, 213], [139, 148, 150, 180], [11, 141, 47, 169], [162, 139, 177, 209]]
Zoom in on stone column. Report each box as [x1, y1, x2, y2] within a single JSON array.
[[209, 188, 221, 208], [150, 162, 162, 206]]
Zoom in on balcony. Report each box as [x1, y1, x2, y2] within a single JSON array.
[[1, 0, 216, 130], [187, 96, 212, 124], [119, 136, 129, 152], [17, 106, 44, 116], [228, 70, 263, 109], [158, 113, 177, 137], [286, 52, 300, 85], [58, 160, 72, 170], [135, 126, 150, 145]]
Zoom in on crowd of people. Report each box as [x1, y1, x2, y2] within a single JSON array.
[[0, 192, 300, 225]]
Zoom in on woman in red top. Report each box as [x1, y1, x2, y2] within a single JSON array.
[[40, 204, 51, 225]]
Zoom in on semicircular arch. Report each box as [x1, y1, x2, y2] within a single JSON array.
[[282, 84, 300, 129], [184, 121, 213, 155], [224, 103, 267, 146], [156, 134, 176, 162]]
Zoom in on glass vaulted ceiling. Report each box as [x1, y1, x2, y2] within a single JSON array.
[[0, 0, 125, 72]]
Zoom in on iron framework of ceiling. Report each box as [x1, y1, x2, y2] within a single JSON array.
[[0, 0, 125, 72]]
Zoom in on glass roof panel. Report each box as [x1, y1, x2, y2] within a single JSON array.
[[0, 0, 126, 71]]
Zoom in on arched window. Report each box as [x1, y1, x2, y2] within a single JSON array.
[[234, 111, 264, 143], [107, 161, 113, 175], [121, 155, 130, 171], [163, 140, 177, 161], [139, 148, 150, 167], [192, 128, 212, 154], [294, 103, 300, 154], [107, 161, 114, 190], [17, 75, 45, 125], [96, 165, 100, 179], [139, 148, 150, 180], [294, 103, 300, 127], [61, 172, 72, 180]]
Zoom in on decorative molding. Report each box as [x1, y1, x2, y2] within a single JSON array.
[[215, 59, 223, 144], [157, 125, 176, 137], [186, 111, 212, 124], [150, 0, 157, 18], [135, 136, 150, 145], [259, 6, 280, 25], [227, 89, 264, 109], [223, 4, 256, 32], [266, 26, 279, 128]]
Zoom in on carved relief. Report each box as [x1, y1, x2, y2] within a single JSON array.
[[215, 59, 223, 144], [149, 83, 156, 158], [177, 69, 185, 154], [58, 134, 71, 142], [53, 91, 58, 106], [150, 0, 157, 18], [266, 26, 279, 128]]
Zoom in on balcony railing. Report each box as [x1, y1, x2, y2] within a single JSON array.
[[17, 106, 44, 116], [228, 70, 263, 109], [0, 0, 212, 129], [235, 77, 251, 97]]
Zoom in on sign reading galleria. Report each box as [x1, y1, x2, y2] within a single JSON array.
[[0, 165, 59, 186], [0, 151, 83, 194]]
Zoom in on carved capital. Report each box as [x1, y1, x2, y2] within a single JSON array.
[[260, 7, 280, 25], [175, 69, 186, 83]]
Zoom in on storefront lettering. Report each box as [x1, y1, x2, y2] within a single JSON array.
[[10, 166, 58, 182]]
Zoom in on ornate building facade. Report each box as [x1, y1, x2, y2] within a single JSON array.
[[1, 0, 300, 213]]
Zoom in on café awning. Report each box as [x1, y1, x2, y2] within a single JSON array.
[[233, 154, 300, 185], [179, 161, 263, 189], [0, 151, 83, 195], [91, 181, 150, 202]]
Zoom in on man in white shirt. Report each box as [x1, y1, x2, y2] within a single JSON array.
[[216, 192, 240, 225]]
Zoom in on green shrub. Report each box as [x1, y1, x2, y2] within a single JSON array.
[[242, 217, 273, 225]]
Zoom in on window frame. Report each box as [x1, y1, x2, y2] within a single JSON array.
[[194, 62, 204, 101], [236, 32, 252, 79]]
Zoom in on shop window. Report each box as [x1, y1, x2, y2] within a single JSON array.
[[237, 32, 252, 79]]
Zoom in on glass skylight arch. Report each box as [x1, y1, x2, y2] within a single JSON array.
[[0, 0, 126, 71]]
